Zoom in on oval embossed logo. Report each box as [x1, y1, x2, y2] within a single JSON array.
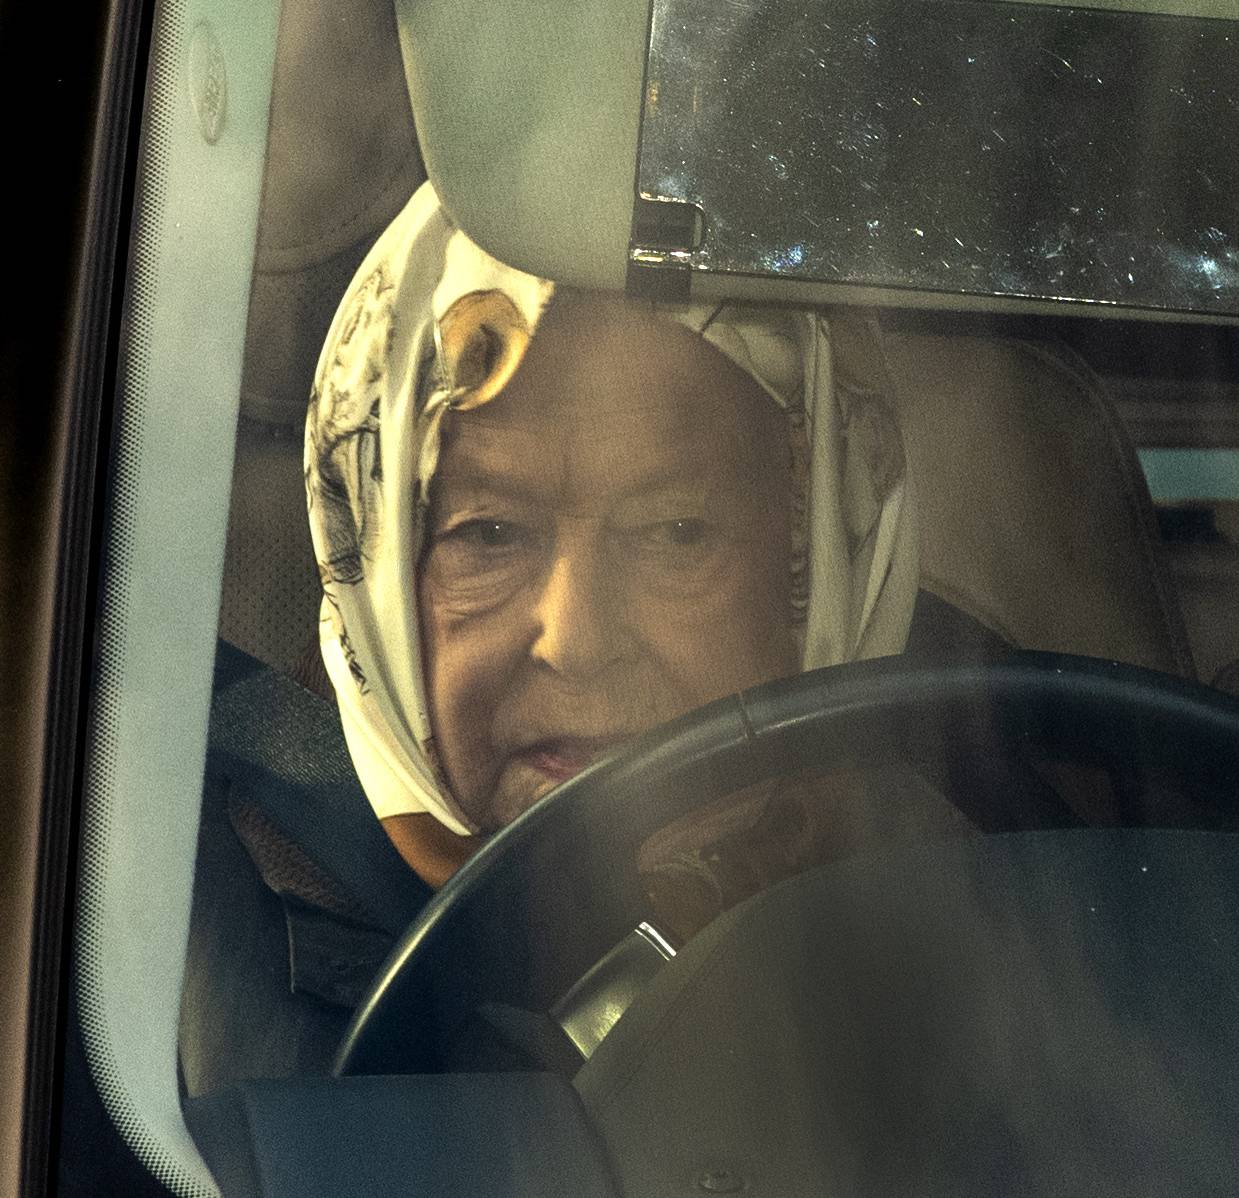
[[188, 21, 227, 144]]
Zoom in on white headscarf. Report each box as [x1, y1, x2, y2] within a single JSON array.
[[305, 182, 918, 835]]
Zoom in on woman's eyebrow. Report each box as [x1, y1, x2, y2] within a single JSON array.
[[434, 469, 709, 506], [435, 427, 747, 504], [433, 433, 545, 490], [430, 472, 545, 507], [611, 469, 713, 504]]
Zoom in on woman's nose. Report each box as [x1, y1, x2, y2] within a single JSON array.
[[529, 539, 629, 680]]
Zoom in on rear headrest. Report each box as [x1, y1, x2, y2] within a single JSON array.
[[241, 0, 425, 429], [219, 0, 424, 674], [882, 328, 1193, 678]]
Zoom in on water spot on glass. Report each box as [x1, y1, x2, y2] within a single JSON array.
[[1195, 256, 1224, 289], [759, 243, 807, 271], [187, 21, 227, 144]]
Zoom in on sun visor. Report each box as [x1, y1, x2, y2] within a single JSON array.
[[396, 0, 1239, 320]]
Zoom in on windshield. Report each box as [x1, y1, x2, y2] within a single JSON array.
[[58, 0, 1239, 1194]]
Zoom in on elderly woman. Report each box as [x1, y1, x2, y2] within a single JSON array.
[[305, 182, 985, 939]]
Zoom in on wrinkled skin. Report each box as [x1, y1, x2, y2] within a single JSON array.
[[418, 293, 798, 833]]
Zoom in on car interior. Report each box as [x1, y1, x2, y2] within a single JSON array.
[[56, 0, 1239, 1194]]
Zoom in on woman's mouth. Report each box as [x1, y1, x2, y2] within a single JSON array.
[[513, 738, 618, 784]]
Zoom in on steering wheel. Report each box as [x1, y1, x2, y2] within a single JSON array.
[[335, 652, 1239, 1077]]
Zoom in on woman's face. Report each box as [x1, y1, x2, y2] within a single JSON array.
[[419, 293, 798, 832]]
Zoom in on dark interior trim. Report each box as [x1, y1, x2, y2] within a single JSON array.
[[0, 0, 152, 1191]]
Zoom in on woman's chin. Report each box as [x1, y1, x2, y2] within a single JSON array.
[[471, 760, 576, 832]]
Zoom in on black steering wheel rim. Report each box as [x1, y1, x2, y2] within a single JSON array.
[[336, 652, 1239, 1077]]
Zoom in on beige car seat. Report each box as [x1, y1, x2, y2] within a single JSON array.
[[883, 328, 1193, 677], [217, 0, 425, 681], [217, 0, 1194, 688]]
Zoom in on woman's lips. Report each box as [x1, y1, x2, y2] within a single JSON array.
[[514, 738, 616, 784]]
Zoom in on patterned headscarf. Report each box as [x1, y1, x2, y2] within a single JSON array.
[[305, 181, 918, 835]]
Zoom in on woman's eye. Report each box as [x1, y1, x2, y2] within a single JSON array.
[[638, 518, 712, 550], [425, 516, 539, 598], [621, 517, 724, 592], [456, 519, 522, 549], [430, 517, 537, 561], [663, 518, 708, 547]]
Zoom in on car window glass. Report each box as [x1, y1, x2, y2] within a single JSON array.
[[64, 0, 1239, 1192]]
